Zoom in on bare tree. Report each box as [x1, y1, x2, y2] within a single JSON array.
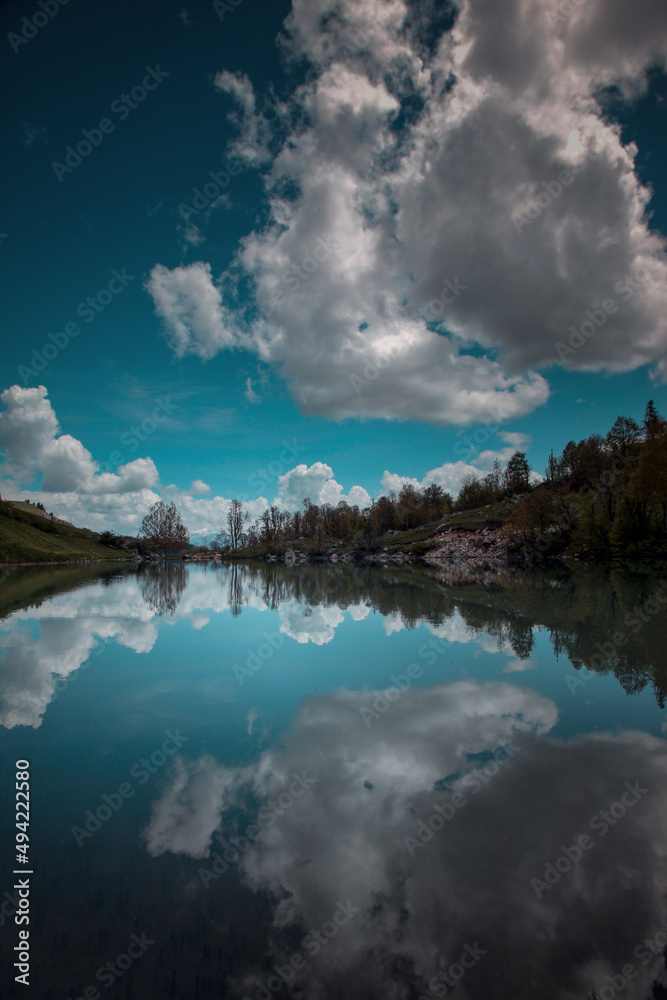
[[226, 498, 249, 550], [140, 501, 189, 559]]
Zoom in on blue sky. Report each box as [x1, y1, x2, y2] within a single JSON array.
[[1, 0, 667, 536]]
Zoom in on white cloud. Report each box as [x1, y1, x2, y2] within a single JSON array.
[[186, 479, 211, 496], [145, 262, 245, 361], [214, 70, 279, 167], [476, 431, 531, 467], [381, 429, 539, 497], [147, 0, 667, 427], [381, 461, 481, 498], [0, 383, 375, 533], [244, 377, 260, 404], [0, 580, 159, 728], [276, 461, 371, 509], [278, 600, 345, 645], [0, 386, 159, 500], [181, 223, 205, 248]]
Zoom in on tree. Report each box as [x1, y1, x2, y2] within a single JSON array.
[[545, 449, 560, 484], [140, 501, 189, 559], [226, 498, 249, 551], [504, 488, 562, 559], [504, 451, 531, 495], [643, 400, 662, 437], [606, 416, 640, 456], [455, 473, 487, 511], [485, 459, 503, 498], [632, 420, 667, 535]]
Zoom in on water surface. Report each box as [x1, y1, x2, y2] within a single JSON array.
[[0, 560, 666, 1000]]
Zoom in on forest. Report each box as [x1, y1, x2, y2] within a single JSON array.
[[218, 400, 667, 561]]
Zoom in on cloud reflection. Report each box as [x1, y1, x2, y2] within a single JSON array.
[[144, 680, 667, 1000]]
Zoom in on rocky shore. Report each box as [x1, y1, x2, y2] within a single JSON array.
[[256, 526, 511, 569], [423, 527, 508, 570]]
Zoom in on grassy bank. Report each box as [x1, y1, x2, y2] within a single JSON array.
[[0, 501, 134, 565]]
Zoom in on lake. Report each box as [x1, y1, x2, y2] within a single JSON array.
[[0, 560, 666, 1000]]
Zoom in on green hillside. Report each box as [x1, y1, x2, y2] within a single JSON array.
[[0, 501, 133, 565]]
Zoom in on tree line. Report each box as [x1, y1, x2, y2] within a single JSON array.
[[114, 399, 666, 561], [505, 400, 667, 559]]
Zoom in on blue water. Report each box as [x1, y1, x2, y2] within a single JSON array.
[[0, 560, 666, 999]]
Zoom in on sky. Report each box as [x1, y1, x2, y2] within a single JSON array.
[[1, 0, 667, 539]]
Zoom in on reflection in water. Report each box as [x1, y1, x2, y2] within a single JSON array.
[[227, 561, 245, 617], [1, 561, 667, 998], [139, 562, 189, 617], [219, 561, 667, 704], [1, 560, 666, 712], [143, 680, 667, 1000]]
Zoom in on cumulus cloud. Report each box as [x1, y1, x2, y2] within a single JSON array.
[[381, 460, 482, 498], [381, 428, 539, 496], [476, 431, 531, 467], [0, 384, 374, 533], [147, 0, 667, 426], [186, 479, 211, 496], [0, 385, 159, 499], [0, 565, 288, 728], [145, 262, 245, 361], [275, 461, 371, 509]]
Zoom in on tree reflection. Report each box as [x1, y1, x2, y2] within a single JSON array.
[[214, 559, 667, 706], [227, 562, 244, 617], [139, 562, 189, 617]]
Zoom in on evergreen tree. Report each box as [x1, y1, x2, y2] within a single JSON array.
[[504, 451, 530, 494]]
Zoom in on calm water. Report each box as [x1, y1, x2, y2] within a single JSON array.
[[0, 560, 666, 1000]]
